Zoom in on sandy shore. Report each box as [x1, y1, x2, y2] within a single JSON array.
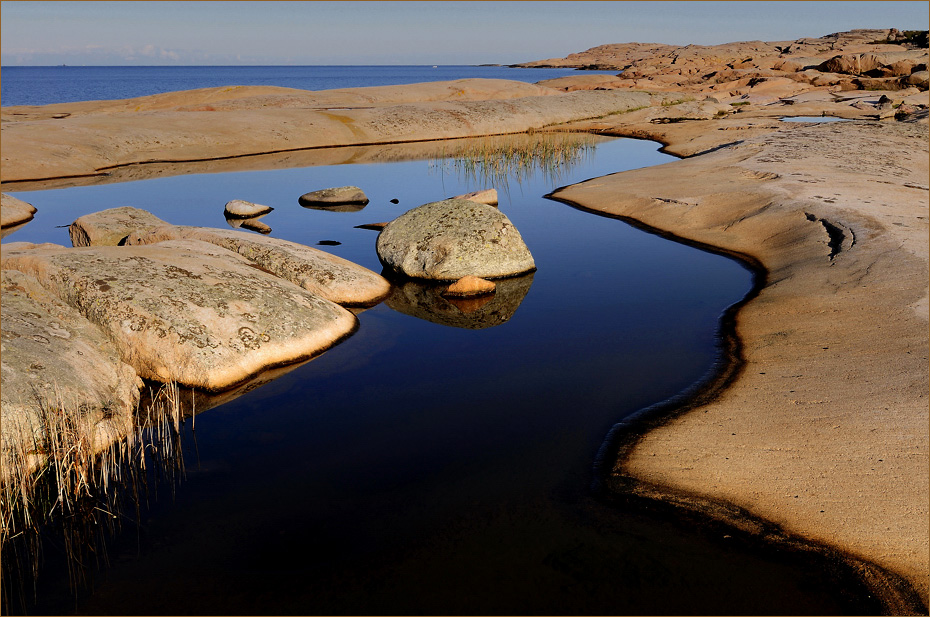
[[552, 112, 929, 612], [2, 68, 927, 611]]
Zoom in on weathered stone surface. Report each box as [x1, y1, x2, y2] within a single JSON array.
[[442, 275, 496, 298], [70, 206, 168, 247], [1, 241, 358, 391], [1, 269, 141, 460], [452, 189, 499, 206], [1, 194, 37, 228], [126, 225, 390, 306], [385, 273, 533, 329], [376, 199, 536, 281], [224, 199, 273, 218], [298, 186, 369, 208], [907, 70, 929, 89]]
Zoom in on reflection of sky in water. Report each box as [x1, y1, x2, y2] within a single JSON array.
[[3, 139, 854, 617], [780, 116, 850, 123]]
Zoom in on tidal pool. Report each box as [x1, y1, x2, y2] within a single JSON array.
[[3, 136, 878, 614]]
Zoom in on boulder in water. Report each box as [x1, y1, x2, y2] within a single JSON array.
[[376, 198, 535, 281]]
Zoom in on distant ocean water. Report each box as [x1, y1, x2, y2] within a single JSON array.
[[0, 65, 615, 107]]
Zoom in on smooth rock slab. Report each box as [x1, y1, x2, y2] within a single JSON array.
[[376, 199, 536, 281], [1, 241, 358, 392], [127, 225, 391, 306], [1, 193, 37, 229], [1, 269, 141, 459], [70, 206, 168, 247]]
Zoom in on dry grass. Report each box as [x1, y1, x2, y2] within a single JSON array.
[[1, 381, 187, 611], [432, 132, 598, 190]]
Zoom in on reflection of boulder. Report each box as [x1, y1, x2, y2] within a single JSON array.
[[225, 212, 272, 234], [385, 272, 534, 329]]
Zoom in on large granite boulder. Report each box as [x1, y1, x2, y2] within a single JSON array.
[[126, 225, 390, 306], [1, 241, 358, 392], [1, 268, 141, 464], [376, 199, 535, 281], [1, 194, 37, 229], [70, 206, 168, 247]]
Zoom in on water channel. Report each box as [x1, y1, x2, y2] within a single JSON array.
[[3, 135, 877, 614]]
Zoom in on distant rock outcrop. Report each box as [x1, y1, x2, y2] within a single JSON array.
[[376, 199, 536, 281]]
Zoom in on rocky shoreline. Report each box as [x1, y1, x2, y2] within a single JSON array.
[[1, 28, 927, 614]]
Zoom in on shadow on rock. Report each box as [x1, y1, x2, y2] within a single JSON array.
[[384, 272, 534, 329]]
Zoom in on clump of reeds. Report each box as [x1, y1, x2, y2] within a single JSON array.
[[1, 381, 188, 612], [432, 131, 597, 190]]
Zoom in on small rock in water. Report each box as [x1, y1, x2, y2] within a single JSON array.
[[453, 188, 498, 207], [354, 222, 389, 231], [224, 199, 273, 218], [390, 198, 400, 204], [299, 186, 370, 208], [442, 275, 496, 298], [317, 240, 341, 246]]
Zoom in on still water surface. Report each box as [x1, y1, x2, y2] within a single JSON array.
[[3, 137, 874, 614]]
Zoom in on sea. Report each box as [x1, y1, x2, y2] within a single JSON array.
[[0, 64, 616, 107]]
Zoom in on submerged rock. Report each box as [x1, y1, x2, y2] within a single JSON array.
[[224, 199, 273, 218], [376, 198, 535, 281], [1, 269, 141, 462], [385, 272, 533, 330], [127, 225, 390, 306], [299, 186, 370, 210], [1, 193, 37, 229], [1, 241, 358, 392]]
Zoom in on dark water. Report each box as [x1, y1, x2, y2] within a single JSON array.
[[0, 65, 616, 107], [2, 138, 875, 614]]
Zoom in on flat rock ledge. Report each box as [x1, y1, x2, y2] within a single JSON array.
[[72, 207, 391, 306], [1, 240, 358, 392], [376, 199, 536, 281]]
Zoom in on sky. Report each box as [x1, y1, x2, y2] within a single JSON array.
[[2, 1, 928, 66]]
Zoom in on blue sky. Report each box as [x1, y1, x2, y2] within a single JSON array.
[[2, 1, 928, 65]]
